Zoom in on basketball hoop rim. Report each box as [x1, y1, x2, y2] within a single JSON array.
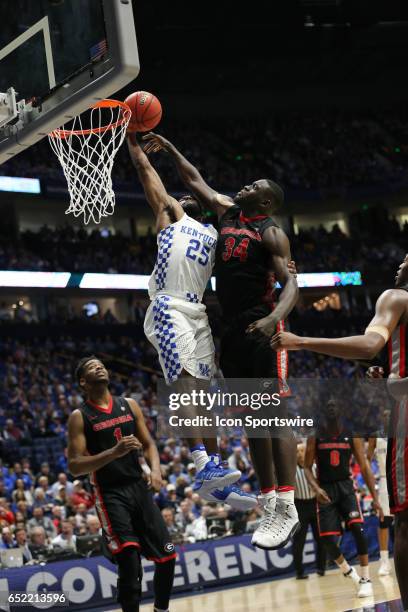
[[49, 99, 131, 139]]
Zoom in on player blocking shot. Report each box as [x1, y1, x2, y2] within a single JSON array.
[[127, 135, 257, 511], [142, 132, 300, 550], [67, 357, 175, 612]]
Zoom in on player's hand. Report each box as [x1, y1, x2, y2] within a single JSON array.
[[287, 260, 298, 278], [148, 469, 163, 492], [316, 488, 331, 505], [246, 316, 278, 337], [112, 435, 142, 459], [372, 499, 384, 522], [271, 331, 302, 350], [366, 366, 384, 379], [142, 132, 172, 155]]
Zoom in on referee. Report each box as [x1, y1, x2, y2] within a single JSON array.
[[293, 442, 326, 579]]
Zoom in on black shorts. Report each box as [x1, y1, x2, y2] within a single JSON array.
[[220, 307, 289, 392], [94, 479, 176, 563], [317, 478, 363, 537]]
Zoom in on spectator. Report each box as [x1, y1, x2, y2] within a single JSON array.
[[28, 526, 50, 559], [51, 520, 77, 551], [161, 508, 183, 542], [27, 507, 56, 539], [86, 515, 101, 535], [0, 526, 15, 549], [70, 481, 93, 509], [15, 528, 33, 563], [51, 474, 74, 498]]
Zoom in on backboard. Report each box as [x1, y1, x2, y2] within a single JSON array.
[[0, 0, 139, 165]]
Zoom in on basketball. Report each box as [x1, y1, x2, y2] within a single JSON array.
[[124, 91, 162, 133]]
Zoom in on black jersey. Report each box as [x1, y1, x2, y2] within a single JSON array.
[[215, 205, 279, 318], [315, 436, 352, 484], [80, 395, 142, 490]]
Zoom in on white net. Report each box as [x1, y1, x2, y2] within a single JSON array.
[[48, 100, 131, 225]]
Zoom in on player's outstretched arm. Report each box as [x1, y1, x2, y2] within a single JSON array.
[[67, 410, 141, 477], [352, 438, 383, 519], [142, 132, 234, 219], [127, 134, 184, 232], [271, 288, 406, 358], [127, 398, 163, 492], [246, 227, 299, 337]]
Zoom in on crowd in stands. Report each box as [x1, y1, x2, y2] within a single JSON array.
[[0, 331, 381, 562], [1, 111, 408, 192], [0, 213, 405, 276]]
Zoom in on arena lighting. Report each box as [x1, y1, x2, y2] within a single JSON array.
[[0, 176, 40, 194], [0, 271, 70, 288], [79, 272, 362, 290], [0, 271, 362, 290]]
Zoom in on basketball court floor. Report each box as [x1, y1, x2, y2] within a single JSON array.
[[123, 560, 401, 612]]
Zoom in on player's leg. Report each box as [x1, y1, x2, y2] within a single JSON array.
[[145, 297, 240, 493], [378, 475, 393, 575], [292, 499, 310, 578], [94, 485, 144, 611], [249, 334, 298, 549], [317, 485, 362, 591], [339, 480, 372, 597], [310, 508, 326, 575], [116, 547, 143, 612], [135, 480, 177, 610], [194, 319, 257, 509], [394, 509, 408, 610]]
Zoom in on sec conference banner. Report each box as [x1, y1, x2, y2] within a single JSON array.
[[0, 521, 379, 611]]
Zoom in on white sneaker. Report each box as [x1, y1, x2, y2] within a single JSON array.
[[378, 561, 392, 576], [252, 498, 299, 550], [357, 578, 373, 598], [344, 566, 361, 588]]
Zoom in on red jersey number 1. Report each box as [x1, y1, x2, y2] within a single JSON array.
[[113, 427, 122, 443]]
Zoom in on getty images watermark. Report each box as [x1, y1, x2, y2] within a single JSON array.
[[156, 378, 394, 439], [165, 388, 314, 432]]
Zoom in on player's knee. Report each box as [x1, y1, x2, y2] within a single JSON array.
[[116, 547, 142, 608], [350, 523, 368, 555], [320, 535, 341, 560]]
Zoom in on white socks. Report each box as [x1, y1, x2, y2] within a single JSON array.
[[360, 565, 370, 581], [380, 550, 389, 562], [191, 445, 209, 472], [277, 488, 295, 504], [339, 559, 352, 575]]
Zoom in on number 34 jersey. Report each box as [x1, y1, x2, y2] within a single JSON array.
[[215, 205, 279, 318], [148, 213, 218, 303]]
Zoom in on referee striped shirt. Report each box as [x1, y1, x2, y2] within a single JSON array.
[[295, 465, 315, 500]]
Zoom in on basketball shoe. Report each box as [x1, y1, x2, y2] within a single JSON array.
[[251, 496, 300, 549], [201, 484, 258, 511], [193, 459, 241, 496]]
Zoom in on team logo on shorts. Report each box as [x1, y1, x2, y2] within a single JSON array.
[[349, 510, 360, 519], [164, 543, 175, 553], [199, 363, 211, 378]]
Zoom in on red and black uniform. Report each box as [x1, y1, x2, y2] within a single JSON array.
[[315, 435, 363, 536], [80, 395, 176, 563], [387, 306, 408, 514], [215, 205, 289, 390]]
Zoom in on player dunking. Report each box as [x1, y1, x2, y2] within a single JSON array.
[[127, 135, 257, 511], [143, 132, 300, 550], [272, 254, 408, 608], [67, 357, 175, 612], [304, 399, 382, 598]]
